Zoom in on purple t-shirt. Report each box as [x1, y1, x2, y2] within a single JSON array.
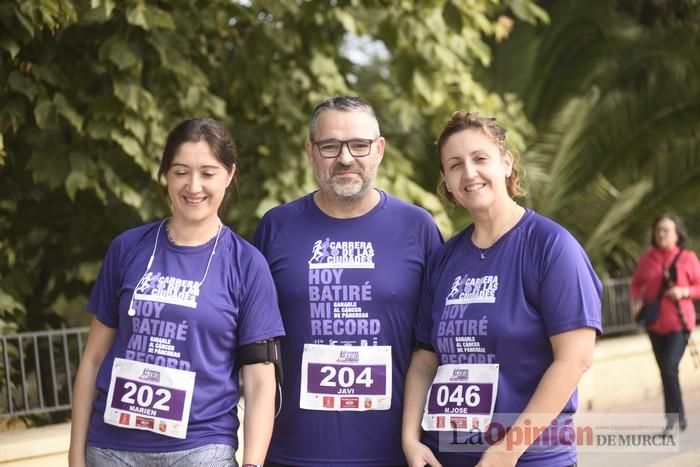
[[415, 209, 602, 467], [254, 191, 443, 466], [86, 221, 284, 452]]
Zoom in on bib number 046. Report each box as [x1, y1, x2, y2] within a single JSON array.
[[434, 383, 480, 407]]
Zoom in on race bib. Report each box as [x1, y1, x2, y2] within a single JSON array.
[[104, 358, 196, 439], [300, 344, 391, 411], [422, 363, 499, 432]]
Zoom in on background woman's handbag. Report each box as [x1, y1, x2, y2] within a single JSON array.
[[636, 250, 683, 326], [636, 301, 661, 325]]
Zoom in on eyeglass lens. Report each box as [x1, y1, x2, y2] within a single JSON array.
[[317, 139, 373, 158]]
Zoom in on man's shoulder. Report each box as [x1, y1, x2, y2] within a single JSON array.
[[260, 193, 314, 222], [380, 191, 436, 224]]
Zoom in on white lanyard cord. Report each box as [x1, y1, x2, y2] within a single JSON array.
[[127, 219, 166, 317], [127, 219, 222, 317], [198, 220, 222, 287]]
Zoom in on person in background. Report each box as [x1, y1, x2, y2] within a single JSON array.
[[631, 213, 699, 434], [254, 96, 442, 466], [69, 117, 284, 467], [402, 111, 602, 467]]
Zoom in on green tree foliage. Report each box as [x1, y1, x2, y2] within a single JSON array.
[[0, 0, 542, 330], [486, 0, 700, 277]]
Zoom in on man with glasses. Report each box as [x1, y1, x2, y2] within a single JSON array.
[[254, 96, 442, 466]]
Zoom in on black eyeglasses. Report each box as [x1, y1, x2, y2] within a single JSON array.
[[311, 137, 380, 158]]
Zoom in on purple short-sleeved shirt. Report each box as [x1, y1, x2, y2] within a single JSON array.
[[254, 191, 443, 466], [416, 209, 602, 467], [86, 221, 284, 452]]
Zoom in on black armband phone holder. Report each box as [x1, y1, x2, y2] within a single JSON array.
[[239, 338, 283, 386]]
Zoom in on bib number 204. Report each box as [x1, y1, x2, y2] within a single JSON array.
[[320, 365, 373, 388]]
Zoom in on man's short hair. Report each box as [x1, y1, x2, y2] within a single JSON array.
[[309, 96, 380, 139]]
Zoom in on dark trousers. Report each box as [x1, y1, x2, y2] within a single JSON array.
[[648, 330, 688, 424]]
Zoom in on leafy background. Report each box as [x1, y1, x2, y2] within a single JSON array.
[[1, 0, 698, 336]]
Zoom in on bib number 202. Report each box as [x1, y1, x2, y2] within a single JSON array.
[[121, 381, 171, 411]]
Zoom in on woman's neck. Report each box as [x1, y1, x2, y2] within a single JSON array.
[[471, 200, 524, 248], [167, 217, 221, 246]]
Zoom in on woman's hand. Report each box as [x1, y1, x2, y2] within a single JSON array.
[[631, 297, 644, 318], [403, 439, 442, 467], [666, 286, 689, 301], [475, 446, 520, 467], [67, 447, 86, 467], [241, 362, 276, 465], [402, 349, 441, 467], [630, 285, 645, 319], [69, 318, 116, 467]]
